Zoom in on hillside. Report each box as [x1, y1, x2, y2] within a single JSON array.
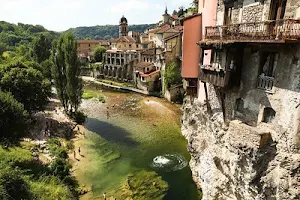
[[69, 24, 156, 40], [0, 21, 59, 54]]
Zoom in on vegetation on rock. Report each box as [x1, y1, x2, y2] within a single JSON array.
[[164, 61, 182, 89]]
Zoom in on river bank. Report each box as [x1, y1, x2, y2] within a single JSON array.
[[71, 85, 200, 199]]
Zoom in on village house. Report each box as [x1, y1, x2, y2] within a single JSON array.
[[77, 40, 110, 60]]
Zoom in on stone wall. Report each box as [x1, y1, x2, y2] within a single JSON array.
[[241, 3, 264, 23], [181, 44, 300, 199]]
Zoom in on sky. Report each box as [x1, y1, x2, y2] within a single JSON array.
[[0, 0, 191, 32]]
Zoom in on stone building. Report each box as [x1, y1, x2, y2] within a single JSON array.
[[102, 50, 139, 82], [134, 62, 161, 92], [181, 0, 300, 200], [119, 15, 128, 37]]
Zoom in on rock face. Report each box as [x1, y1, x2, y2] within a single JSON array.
[[181, 98, 300, 200]]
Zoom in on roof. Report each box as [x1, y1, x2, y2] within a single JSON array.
[[174, 26, 183, 31], [135, 62, 153, 72], [172, 14, 178, 20], [148, 24, 171, 34], [164, 32, 182, 41], [114, 36, 136, 43], [156, 26, 179, 34], [140, 70, 160, 78], [120, 15, 128, 23]]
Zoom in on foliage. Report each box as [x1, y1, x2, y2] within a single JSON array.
[[0, 91, 29, 141], [0, 146, 77, 200], [113, 170, 169, 200], [0, 164, 32, 199], [68, 111, 87, 125], [164, 61, 182, 89], [49, 158, 72, 179], [69, 24, 155, 40], [32, 34, 51, 63], [47, 138, 68, 159], [82, 89, 105, 103], [40, 59, 54, 80], [93, 46, 106, 62], [0, 21, 59, 53], [0, 60, 52, 112], [52, 32, 83, 112]]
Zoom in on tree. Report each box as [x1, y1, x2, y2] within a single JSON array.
[[93, 46, 106, 62], [32, 34, 51, 63], [164, 61, 182, 89], [52, 32, 83, 112], [0, 91, 29, 140], [0, 61, 51, 112]]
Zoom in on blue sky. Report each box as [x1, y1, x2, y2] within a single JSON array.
[[0, 0, 191, 31]]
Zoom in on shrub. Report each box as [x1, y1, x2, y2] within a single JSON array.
[[0, 91, 29, 141], [68, 111, 87, 125], [49, 158, 71, 179]]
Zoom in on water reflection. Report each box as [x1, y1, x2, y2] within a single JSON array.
[[84, 118, 139, 147]]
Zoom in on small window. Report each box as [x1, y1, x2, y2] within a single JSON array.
[[259, 52, 278, 77], [88, 48, 91, 52], [136, 44, 139, 48], [89, 44, 90, 47], [129, 44, 132, 48]]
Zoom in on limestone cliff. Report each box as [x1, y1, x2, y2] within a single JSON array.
[[181, 98, 300, 200]]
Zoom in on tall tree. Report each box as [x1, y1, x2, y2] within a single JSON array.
[[52, 32, 82, 112], [32, 34, 51, 63]]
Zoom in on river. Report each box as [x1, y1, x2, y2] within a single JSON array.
[[74, 85, 200, 199]]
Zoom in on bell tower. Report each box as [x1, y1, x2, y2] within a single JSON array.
[[119, 15, 128, 37]]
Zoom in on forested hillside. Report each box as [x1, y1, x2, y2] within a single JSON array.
[[0, 21, 59, 54], [69, 24, 156, 40]]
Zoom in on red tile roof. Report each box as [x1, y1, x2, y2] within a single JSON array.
[[141, 49, 155, 55], [135, 62, 153, 72], [164, 32, 182, 41], [115, 36, 136, 43], [174, 26, 184, 31], [148, 24, 171, 34]]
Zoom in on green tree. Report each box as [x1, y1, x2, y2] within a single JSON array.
[[0, 61, 51, 112], [0, 91, 29, 140], [93, 46, 106, 62], [32, 34, 51, 63], [52, 32, 83, 112], [164, 61, 182, 89]]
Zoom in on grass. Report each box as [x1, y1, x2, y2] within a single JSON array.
[[98, 79, 135, 88], [82, 90, 105, 103]]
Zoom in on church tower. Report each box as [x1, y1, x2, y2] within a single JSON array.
[[119, 15, 128, 37]]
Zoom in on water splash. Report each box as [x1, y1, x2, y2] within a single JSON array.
[[150, 153, 188, 172]]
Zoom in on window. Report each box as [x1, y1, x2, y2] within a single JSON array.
[[141, 77, 146, 82], [88, 48, 91, 52], [144, 57, 146, 62], [259, 52, 278, 77], [210, 50, 223, 70], [89, 44, 91, 47], [129, 44, 132, 48]]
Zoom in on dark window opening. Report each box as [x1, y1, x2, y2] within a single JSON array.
[[263, 107, 276, 123], [259, 52, 278, 77], [235, 98, 244, 113]]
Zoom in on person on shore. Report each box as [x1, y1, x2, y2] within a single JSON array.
[[103, 192, 106, 200], [78, 147, 81, 155], [73, 150, 76, 159], [106, 107, 110, 119]]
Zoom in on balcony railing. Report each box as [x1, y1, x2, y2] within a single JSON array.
[[257, 75, 274, 92], [205, 19, 300, 42]]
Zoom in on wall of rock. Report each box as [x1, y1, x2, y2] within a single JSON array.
[[181, 44, 300, 200]]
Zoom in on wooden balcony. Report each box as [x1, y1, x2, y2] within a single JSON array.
[[199, 65, 231, 88], [205, 19, 300, 43]]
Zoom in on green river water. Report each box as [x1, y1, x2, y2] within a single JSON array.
[[76, 87, 200, 200]]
